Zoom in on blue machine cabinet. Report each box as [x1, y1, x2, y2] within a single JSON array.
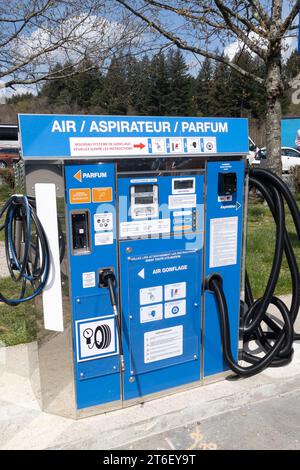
[[118, 174, 204, 400], [64, 163, 245, 410], [19, 114, 248, 417]]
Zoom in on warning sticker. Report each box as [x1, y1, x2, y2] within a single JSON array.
[[209, 216, 238, 268], [94, 212, 113, 232], [94, 232, 113, 246], [144, 325, 183, 363], [120, 218, 170, 238], [168, 194, 196, 209], [69, 188, 91, 204], [92, 187, 112, 203], [76, 316, 118, 362], [82, 271, 96, 288]]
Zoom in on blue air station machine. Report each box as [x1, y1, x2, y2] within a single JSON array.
[[1, 114, 299, 418]]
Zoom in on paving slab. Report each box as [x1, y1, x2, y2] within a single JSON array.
[[119, 389, 300, 450], [0, 294, 300, 450]]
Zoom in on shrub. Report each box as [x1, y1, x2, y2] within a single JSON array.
[[0, 168, 15, 189]]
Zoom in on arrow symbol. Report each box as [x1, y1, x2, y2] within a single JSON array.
[[74, 169, 82, 182], [236, 202, 241, 211], [133, 143, 146, 150], [138, 268, 145, 279]]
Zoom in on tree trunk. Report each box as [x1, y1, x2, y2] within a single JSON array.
[[265, 53, 283, 176]]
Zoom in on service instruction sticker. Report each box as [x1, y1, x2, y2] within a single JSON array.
[[82, 271, 96, 288], [209, 216, 238, 267], [144, 325, 183, 363]]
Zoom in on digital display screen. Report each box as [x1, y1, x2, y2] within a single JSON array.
[[134, 184, 154, 193], [174, 179, 194, 190], [135, 196, 154, 205]]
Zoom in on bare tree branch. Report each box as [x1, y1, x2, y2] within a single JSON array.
[[214, 0, 267, 58], [280, 0, 300, 36], [0, 0, 143, 89], [115, 0, 265, 85], [248, 0, 271, 27]]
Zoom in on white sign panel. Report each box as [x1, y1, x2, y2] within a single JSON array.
[[209, 216, 238, 268], [186, 137, 200, 153], [70, 137, 149, 157], [140, 286, 163, 306], [140, 304, 163, 323], [203, 136, 217, 153], [164, 282, 186, 301], [94, 232, 114, 246], [151, 138, 166, 154], [144, 325, 183, 363], [168, 194, 197, 209], [164, 299, 186, 319], [94, 212, 113, 232], [120, 218, 170, 238], [82, 271, 96, 288], [169, 137, 183, 153], [35, 183, 64, 332], [76, 316, 118, 362]]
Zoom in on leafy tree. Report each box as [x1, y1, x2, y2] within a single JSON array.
[[211, 59, 235, 117], [116, 0, 300, 174], [166, 49, 193, 116], [146, 52, 171, 115], [95, 56, 128, 114], [194, 58, 215, 117]]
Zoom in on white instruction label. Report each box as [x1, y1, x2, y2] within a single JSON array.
[[120, 218, 170, 238], [94, 212, 113, 232], [94, 232, 114, 246], [82, 271, 96, 288], [164, 282, 186, 301], [209, 216, 238, 268], [140, 304, 163, 323], [164, 299, 186, 319], [168, 194, 196, 209], [144, 325, 183, 363], [140, 286, 163, 305]]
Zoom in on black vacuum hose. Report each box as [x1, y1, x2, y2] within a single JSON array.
[[205, 168, 300, 377], [0, 195, 50, 306]]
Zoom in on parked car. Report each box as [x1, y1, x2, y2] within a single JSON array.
[[248, 137, 258, 165], [252, 146, 300, 172], [0, 147, 20, 168]]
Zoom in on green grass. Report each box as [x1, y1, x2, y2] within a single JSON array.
[[0, 183, 299, 347], [246, 192, 300, 298], [0, 277, 36, 346], [0, 184, 12, 204], [0, 184, 13, 241]]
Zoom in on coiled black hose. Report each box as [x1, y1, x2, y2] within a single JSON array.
[[0, 195, 50, 305], [205, 168, 300, 377]]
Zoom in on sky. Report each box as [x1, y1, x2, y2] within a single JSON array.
[[1, 1, 300, 100]]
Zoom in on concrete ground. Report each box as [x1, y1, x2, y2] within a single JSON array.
[[1, 297, 300, 451]]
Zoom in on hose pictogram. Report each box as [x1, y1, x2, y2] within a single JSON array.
[[83, 324, 112, 350], [94, 324, 111, 349]]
